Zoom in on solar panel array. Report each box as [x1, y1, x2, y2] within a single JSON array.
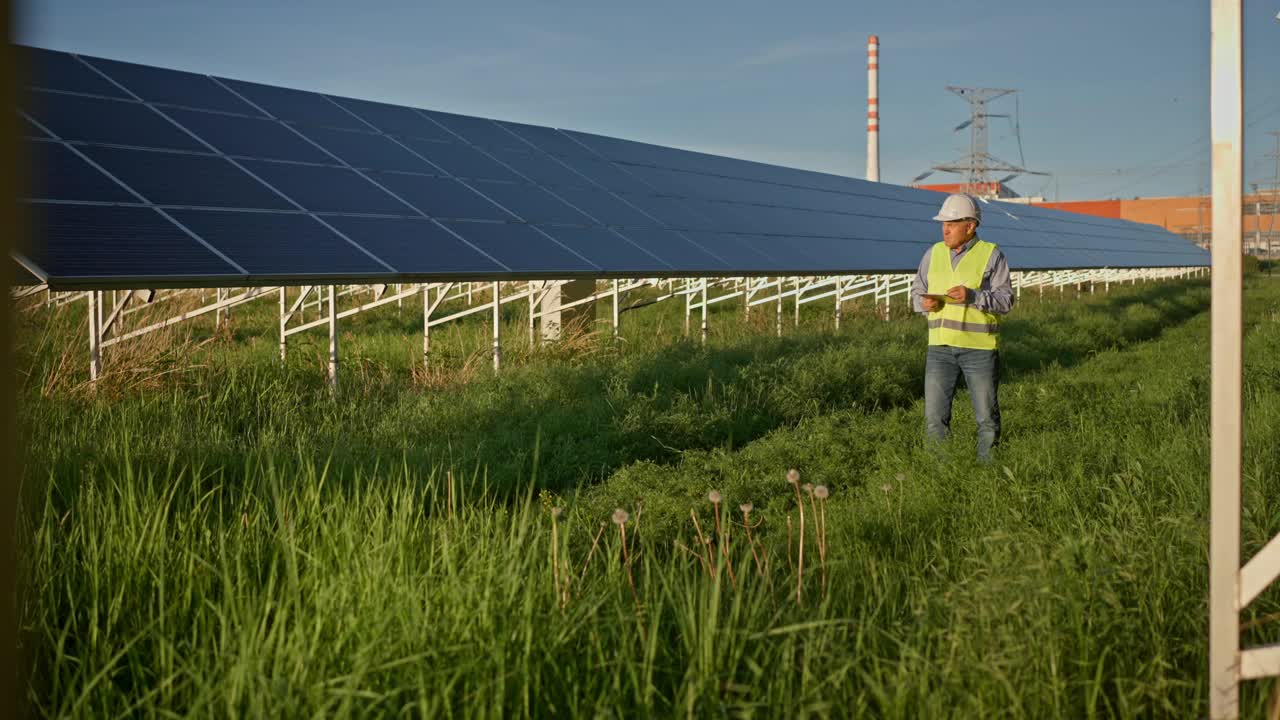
[[15, 45, 1209, 290]]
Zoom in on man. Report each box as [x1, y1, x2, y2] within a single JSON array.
[[909, 193, 1014, 461]]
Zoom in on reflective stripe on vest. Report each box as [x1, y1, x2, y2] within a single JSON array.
[[926, 238, 1000, 350]]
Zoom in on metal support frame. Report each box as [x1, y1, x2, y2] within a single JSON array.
[[73, 268, 1205, 387], [326, 285, 338, 392], [1207, 0, 1272, 717], [492, 281, 502, 372]]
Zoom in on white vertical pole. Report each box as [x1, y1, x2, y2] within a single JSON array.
[[612, 279, 620, 343], [492, 281, 501, 372], [422, 285, 431, 370], [327, 285, 338, 393], [216, 287, 225, 328], [1209, 0, 1243, 716], [529, 281, 537, 346], [279, 286, 287, 362], [700, 278, 708, 345], [684, 279, 692, 337], [775, 278, 783, 338], [793, 277, 801, 327], [87, 291, 101, 382], [834, 277, 843, 330]]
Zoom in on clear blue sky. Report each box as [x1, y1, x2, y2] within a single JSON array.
[[16, 0, 1280, 201]]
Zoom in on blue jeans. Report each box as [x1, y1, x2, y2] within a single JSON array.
[[925, 345, 1001, 461]]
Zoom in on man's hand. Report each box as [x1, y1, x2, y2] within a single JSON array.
[[946, 285, 972, 304], [921, 296, 943, 312]]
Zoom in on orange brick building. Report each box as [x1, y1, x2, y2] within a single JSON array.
[[1037, 195, 1278, 253]]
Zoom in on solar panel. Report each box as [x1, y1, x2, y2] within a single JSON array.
[[295, 126, 436, 173], [421, 110, 528, 151], [25, 141, 135, 203], [236, 160, 409, 215], [20, 46, 130, 98], [26, 203, 243, 282], [80, 57, 265, 115], [398, 138, 523, 182], [441, 221, 598, 274], [468, 181, 594, 225], [80, 146, 294, 210], [15, 45, 1209, 289], [328, 97, 455, 142], [165, 209, 388, 277], [216, 78, 366, 130], [320, 216, 507, 275], [163, 107, 335, 163], [374, 174, 514, 221], [536, 226, 670, 273], [27, 91, 206, 152]]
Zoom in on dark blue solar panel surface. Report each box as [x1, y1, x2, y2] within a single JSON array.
[[486, 148, 591, 187], [26, 92, 206, 151], [614, 228, 729, 271], [163, 108, 334, 163], [216, 78, 367, 130], [296, 126, 435, 173], [25, 141, 135, 203], [82, 146, 293, 210], [376, 174, 514, 221], [237, 160, 409, 215], [328, 97, 455, 142], [16, 45, 1208, 287], [321, 215, 507, 274], [500, 122, 593, 158], [167, 209, 388, 276], [469, 181, 593, 225], [422, 110, 528, 151], [548, 186, 656, 228], [537, 226, 669, 272], [81, 57, 264, 115], [21, 46, 130, 98], [443, 222, 598, 273], [27, 203, 242, 280], [398, 138, 522, 182]]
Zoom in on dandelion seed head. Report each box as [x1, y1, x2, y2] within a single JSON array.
[[881, 483, 893, 494], [814, 485, 829, 500], [550, 507, 563, 519], [739, 503, 753, 515], [708, 490, 722, 504], [802, 483, 813, 495], [612, 508, 629, 525], [895, 472, 906, 483], [786, 468, 800, 484]]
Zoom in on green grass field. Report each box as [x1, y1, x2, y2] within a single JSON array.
[[16, 275, 1280, 717]]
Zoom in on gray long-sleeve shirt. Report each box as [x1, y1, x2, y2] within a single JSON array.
[[909, 236, 1014, 315]]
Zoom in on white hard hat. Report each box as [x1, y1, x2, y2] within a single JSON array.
[[932, 193, 981, 224]]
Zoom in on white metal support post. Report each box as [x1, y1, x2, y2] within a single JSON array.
[[326, 285, 339, 392], [612, 279, 620, 343], [279, 286, 287, 362], [87, 291, 101, 382], [1209, 0, 1251, 716], [492, 281, 502, 372], [834, 277, 843, 330], [775, 278, 783, 337]]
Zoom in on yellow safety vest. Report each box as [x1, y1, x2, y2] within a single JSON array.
[[926, 238, 1000, 350]]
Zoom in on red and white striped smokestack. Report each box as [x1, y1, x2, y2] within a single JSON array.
[[866, 34, 880, 182]]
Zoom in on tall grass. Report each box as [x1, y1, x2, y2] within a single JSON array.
[[20, 276, 1280, 717]]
